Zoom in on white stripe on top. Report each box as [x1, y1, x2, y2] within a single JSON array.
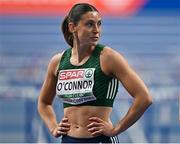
[[106, 78, 118, 99]]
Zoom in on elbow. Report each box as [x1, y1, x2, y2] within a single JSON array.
[[37, 97, 52, 114], [37, 99, 42, 114], [37, 98, 45, 115], [136, 90, 153, 107], [145, 93, 153, 107]]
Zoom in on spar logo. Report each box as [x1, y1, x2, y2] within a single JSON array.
[[59, 69, 94, 80], [59, 69, 84, 80]]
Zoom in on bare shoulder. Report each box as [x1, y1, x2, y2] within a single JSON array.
[[101, 46, 124, 60], [48, 51, 64, 76], [100, 46, 130, 75]]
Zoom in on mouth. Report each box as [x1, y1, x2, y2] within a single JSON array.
[[91, 36, 99, 41]]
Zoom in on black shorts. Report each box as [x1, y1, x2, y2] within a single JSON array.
[[61, 134, 119, 143]]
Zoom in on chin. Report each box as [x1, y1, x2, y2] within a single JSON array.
[[90, 41, 98, 46], [82, 40, 98, 47]]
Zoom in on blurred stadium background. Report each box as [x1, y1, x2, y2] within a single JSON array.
[[0, 0, 180, 143]]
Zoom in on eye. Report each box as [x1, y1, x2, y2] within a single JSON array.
[[97, 21, 101, 27], [85, 22, 93, 28]]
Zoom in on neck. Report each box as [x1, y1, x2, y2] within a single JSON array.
[[72, 41, 96, 63]]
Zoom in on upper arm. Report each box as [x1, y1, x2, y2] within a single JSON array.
[[38, 53, 63, 105], [101, 47, 151, 99]]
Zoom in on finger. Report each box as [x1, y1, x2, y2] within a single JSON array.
[[91, 129, 103, 137], [87, 122, 103, 128], [52, 130, 65, 138], [57, 131, 68, 135], [59, 122, 71, 127], [88, 127, 101, 133], [57, 127, 70, 132], [58, 119, 69, 126], [89, 117, 104, 123], [61, 118, 69, 122], [53, 133, 62, 138]]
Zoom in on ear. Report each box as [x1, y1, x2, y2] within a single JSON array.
[[68, 22, 76, 33]]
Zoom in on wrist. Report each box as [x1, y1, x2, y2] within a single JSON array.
[[113, 124, 121, 136], [49, 125, 57, 134]]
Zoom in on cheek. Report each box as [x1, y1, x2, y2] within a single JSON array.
[[78, 29, 91, 39]]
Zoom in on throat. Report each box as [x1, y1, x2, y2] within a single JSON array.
[[70, 45, 95, 66], [70, 55, 90, 66]]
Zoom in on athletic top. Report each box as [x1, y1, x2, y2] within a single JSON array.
[[56, 44, 119, 108]]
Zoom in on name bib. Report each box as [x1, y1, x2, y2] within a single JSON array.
[[56, 68, 96, 105]]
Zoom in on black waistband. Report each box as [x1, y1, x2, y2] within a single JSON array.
[[62, 134, 110, 143]]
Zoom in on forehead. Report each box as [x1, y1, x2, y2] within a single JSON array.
[[80, 11, 101, 22]]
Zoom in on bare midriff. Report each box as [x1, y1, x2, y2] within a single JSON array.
[[64, 106, 112, 138]]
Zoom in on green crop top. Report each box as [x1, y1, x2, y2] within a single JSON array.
[[56, 44, 119, 108]]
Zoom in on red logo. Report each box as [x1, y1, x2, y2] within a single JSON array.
[[59, 70, 84, 80]]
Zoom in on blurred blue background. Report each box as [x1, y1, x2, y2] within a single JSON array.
[[0, 0, 180, 143]]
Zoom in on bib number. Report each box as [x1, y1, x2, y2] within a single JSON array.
[[56, 68, 96, 105]]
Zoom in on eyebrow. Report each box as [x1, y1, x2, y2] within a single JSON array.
[[86, 19, 102, 22]]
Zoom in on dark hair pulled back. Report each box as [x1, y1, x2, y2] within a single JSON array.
[[61, 3, 98, 47]]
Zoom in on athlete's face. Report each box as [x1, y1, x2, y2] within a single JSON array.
[[73, 11, 102, 46]]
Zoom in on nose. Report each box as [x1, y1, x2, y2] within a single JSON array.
[[93, 24, 100, 34]]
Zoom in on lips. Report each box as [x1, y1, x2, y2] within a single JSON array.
[[91, 36, 99, 40]]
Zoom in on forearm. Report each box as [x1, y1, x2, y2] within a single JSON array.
[[115, 96, 152, 135], [38, 102, 58, 132]]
